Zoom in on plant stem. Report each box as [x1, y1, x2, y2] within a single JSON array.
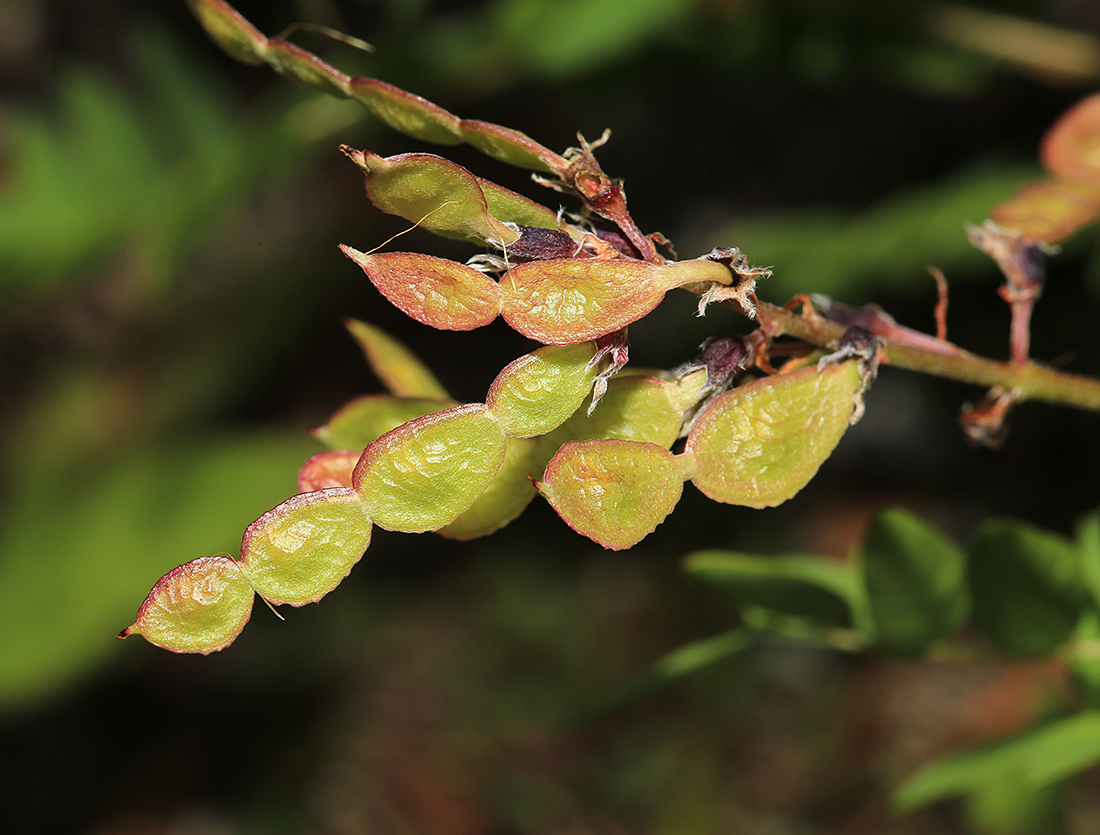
[[757, 300, 1100, 413]]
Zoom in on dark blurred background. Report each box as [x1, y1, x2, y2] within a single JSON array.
[[2, 1, 1100, 832]]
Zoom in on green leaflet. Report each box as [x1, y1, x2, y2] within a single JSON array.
[[860, 507, 968, 655], [968, 518, 1083, 656], [684, 551, 854, 624]]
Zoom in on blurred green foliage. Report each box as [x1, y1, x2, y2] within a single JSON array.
[[2, 1, 1100, 833]]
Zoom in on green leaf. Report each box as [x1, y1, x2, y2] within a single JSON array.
[[538, 439, 684, 551], [968, 518, 1083, 656], [241, 488, 372, 607], [1077, 511, 1100, 610], [118, 555, 254, 655], [564, 629, 753, 729], [861, 507, 967, 655], [344, 319, 451, 400], [485, 341, 598, 437], [354, 404, 507, 532], [685, 362, 863, 508], [684, 551, 854, 624], [894, 712, 1100, 812]]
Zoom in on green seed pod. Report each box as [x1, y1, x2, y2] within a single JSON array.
[[344, 149, 521, 245], [297, 449, 360, 491], [499, 257, 733, 343], [562, 372, 706, 447], [485, 341, 599, 437], [344, 319, 451, 400], [343, 249, 501, 332], [684, 361, 863, 508], [347, 77, 466, 146], [240, 488, 373, 607], [118, 555, 254, 654], [537, 439, 685, 551], [438, 436, 548, 540], [354, 404, 507, 532], [314, 394, 452, 451]]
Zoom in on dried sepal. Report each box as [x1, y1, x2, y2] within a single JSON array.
[[499, 257, 734, 343], [344, 148, 521, 246], [240, 488, 372, 607], [297, 449, 360, 491], [118, 555, 254, 654], [684, 361, 865, 508], [537, 439, 684, 551], [342, 249, 501, 331], [353, 404, 507, 532], [344, 319, 450, 400], [485, 341, 599, 437]]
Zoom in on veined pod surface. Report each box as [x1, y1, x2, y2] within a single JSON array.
[[485, 341, 599, 437], [354, 404, 507, 532], [345, 149, 521, 245], [500, 257, 734, 343], [685, 361, 863, 508], [538, 439, 685, 551], [562, 371, 707, 447], [240, 488, 373, 607], [343, 249, 501, 331], [314, 394, 451, 451], [297, 449, 361, 491], [118, 555, 254, 654], [438, 436, 548, 540]]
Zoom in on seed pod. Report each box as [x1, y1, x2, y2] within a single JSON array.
[[118, 555, 254, 654], [500, 257, 734, 344], [240, 488, 373, 606], [344, 149, 521, 245], [297, 449, 360, 491], [562, 371, 707, 447], [684, 361, 863, 508], [343, 249, 501, 331], [438, 436, 548, 540], [353, 404, 507, 532], [344, 319, 451, 400], [537, 439, 685, 551], [314, 394, 451, 450], [485, 341, 599, 437]]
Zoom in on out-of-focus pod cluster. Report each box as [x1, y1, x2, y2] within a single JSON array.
[[121, 324, 876, 654]]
